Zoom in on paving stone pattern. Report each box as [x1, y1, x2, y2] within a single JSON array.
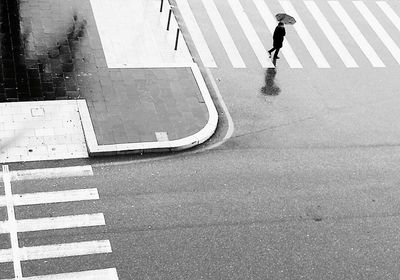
[[0, 0, 82, 101], [0, 0, 209, 145]]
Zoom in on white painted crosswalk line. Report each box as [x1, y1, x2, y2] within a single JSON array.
[[9, 188, 98, 207], [9, 165, 93, 181], [279, 0, 330, 68], [3, 165, 23, 278], [18, 240, 112, 262], [0, 248, 12, 263], [19, 268, 119, 280], [201, 0, 246, 68], [305, 1, 358, 68], [252, 0, 302, 68], [0, 213, 105, 233], [15, 213, 105, 233], [329, 1, 385, 67], [176, 0, 217, 67], [377, 1, 400, 33], [354, 1, 400, 65], [0, 240, 112, 264], [227, 0, 274, 68]]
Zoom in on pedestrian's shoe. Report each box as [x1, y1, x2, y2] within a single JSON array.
[[274, 56, 280, 59], [268, 51, 272, 58]]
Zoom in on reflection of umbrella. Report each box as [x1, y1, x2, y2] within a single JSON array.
[[275, 13, 296, 25]]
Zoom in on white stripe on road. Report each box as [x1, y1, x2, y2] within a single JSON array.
[[16, 268, 119, 280], [18, 240, 112, 262], [4, 213, 104, 233], [3, 165, 23, 278], [252, 0, 302, 68], [377, 1, 400, 33], [9, 165, 93, 181], [0, 248, 12, 263], [354, 1, 400, 65], [0, 213, 105, 233], [0, 188, 99, 207], [305, 1, 358, 68], [201, 0, 246, 68], [280, 0, 330, 68], [228, 0, 275, 68], [329, 1, 385, 67], [176, 0, 217, 67]]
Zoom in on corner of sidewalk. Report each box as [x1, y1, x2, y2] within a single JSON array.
[[78, 0, 219, 156], [78, 63, 218, 156]]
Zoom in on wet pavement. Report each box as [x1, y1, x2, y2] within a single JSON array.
[[0, 0, 78, 101], [0, 0, 216, 160]]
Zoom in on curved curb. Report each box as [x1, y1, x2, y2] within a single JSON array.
[[77, 63, 218, 156]]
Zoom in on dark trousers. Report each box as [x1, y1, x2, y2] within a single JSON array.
[[268, 47, 280, 57]]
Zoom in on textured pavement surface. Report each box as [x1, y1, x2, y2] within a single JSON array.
[[0, 0, 215, 162], [0, 101, 87, 163]]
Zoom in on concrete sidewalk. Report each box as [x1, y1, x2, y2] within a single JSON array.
[[0, 0, 217, 162]]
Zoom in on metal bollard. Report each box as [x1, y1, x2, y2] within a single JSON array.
[[160, 0, 164, 12], [167, 9, 172, 30], [175, 28, 180, 50]]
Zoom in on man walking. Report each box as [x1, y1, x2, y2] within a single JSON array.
[[268, 22, 286, 59]]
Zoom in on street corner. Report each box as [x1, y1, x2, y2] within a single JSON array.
[[79, 65, 218, 156], [0, 100, 88, 163]]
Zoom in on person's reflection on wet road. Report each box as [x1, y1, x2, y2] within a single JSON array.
[[261, 58, 280, 95]]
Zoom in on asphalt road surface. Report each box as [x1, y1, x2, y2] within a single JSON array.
[[2, 0, 400, 279]]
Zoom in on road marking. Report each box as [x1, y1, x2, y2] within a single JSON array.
[[0, 248, 12, 263], [252, 0, 302, 68], [0, 166, 118, 279], [2, 165, 23, 278], [0, 188, 99, 207], [280, 0, 330, 68], [228, 0, 274, 68], [1, 165, 93, 182], [305, 1, 358, 68], [329, 1, 385, 67], [377, 1, 400, 33], [201, 0, 246, 68], [0, 213, 105, 234], [14, 268, 119, 280], [354, 1, 400, 65], [15, 240, 112, 262], [176, 0, 217, 67]]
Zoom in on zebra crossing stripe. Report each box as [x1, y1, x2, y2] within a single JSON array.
[[9, 165, 93, 181], [7, 188, 99, 207], [15, 240, 112, 262], [176, 0, 217, 67], [280, 0, 330, 68], [0, 188, 98, 207], [252, 0, 302, 68], [13, 213, 105, 233], [0, 248, 12, 263], [354, 1, 400, 65], [15, 268, 119, 280], [228, 0, 274, 68], [377, 1, 400, 33], [329, 1, 385, 67], [2, 165, 23, 278], [305, 1, 358, 68], [201, 0, 246, 68]]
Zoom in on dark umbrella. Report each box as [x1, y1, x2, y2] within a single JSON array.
[[275, 13, 296, 25]]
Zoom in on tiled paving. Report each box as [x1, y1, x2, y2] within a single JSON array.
[[0, 0, 215, 160], [0, 101, 87, 163], [0, 0, 81, 101]]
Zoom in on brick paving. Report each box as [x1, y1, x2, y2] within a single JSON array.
[[0, 0, 213, 158]]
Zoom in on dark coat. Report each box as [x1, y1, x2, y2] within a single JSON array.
[[272, 26, 286, 48]]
